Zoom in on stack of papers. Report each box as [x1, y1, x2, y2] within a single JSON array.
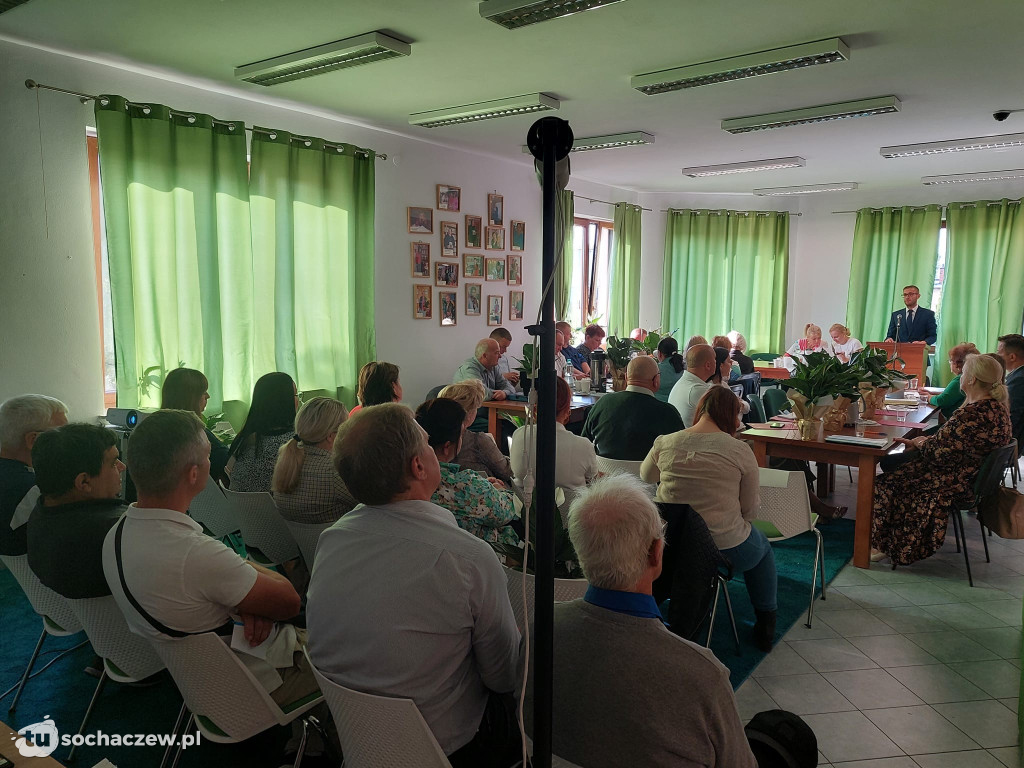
[[883, 397, 918, 406], [825, 434, 890, 448]]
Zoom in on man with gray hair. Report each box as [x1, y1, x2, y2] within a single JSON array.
[[453, 338, 515, 401], [668, 343, 717, 427], [0, 394, 68, 555], [533, 473, 756, 767], [308, 403, 520, 768]]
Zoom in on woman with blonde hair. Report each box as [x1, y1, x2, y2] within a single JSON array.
[[871, 354, 1011, 565], [350, 361, 403, 415], [928, 342, 980, 418], [726, 330, 755, 375], [785, 323, 831, 363], [272, 396, 355, 524], [438, 380, 513, 485], [828, 323, 863, 363]]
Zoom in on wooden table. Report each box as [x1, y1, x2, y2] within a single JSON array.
[[480, 394, 599, 444], [744, 402, 938, 569], [754, 366, 790, 381], [1, 721, 66, 766]]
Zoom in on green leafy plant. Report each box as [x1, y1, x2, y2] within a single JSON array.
[[515, 343, 537, 376], [632, 329, 663, 356], [782, 351, 862, 404], [137, 364, 164, 398], [850, 347, 911, 389], [203, 412, 235, 446], [604, 336, 634, 370]]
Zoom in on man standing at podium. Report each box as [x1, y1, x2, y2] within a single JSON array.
[[885, 285, 937, 345]]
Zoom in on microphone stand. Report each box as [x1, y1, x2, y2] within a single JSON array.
[[894, 313, 902, 376]]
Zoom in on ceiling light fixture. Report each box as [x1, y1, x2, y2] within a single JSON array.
[[722, 96, 900, 134], [480, 0, 626, 29], [522, 130, 654, 153], [682, 156, 805, 177], [753, 182, 858, 196], [632, 37, 849, 95], [880, 132, 1024, 158], [409, 93, 559, 128], [921, 169, 1024, 185], [235, 32, 410, 86]]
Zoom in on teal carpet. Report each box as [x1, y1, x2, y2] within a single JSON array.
[[707, 519, 855, 689]]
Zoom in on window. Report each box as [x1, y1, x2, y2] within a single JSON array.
[[932, 220, 947, 320], [568, 217, 614, 331], [87, 133, 117, 409]]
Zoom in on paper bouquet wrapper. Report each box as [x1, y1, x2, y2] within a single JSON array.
[[788, 392, 834, 421], [822, 396, 853, 432]]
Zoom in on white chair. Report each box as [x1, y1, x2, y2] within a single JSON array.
[[594, 456, 643, 477], [754, 468, 825, 628], [188, 476, 241, 537], [64, 596, 165, 760], [0, 554, 84, 712], [284, 520, 332, 571], [222, 488, 300, 566], [305, 647, 452, 768], [502, 565, 588, 633], [148, 632, 324, 768]]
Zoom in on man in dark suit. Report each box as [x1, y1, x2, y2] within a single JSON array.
[[997, 333, 1024, 443], [885, 284, 937, 344]]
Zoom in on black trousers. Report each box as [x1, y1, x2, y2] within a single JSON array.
[[447, 692, 521, 768]]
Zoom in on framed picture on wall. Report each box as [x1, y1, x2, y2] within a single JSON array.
[[435, 261, 459, 287], [408, 206, 433, 234], [487, 294, 503, 326], [414, 285, 432, 319], [507, 254, 522, 286], [411, 242, 430, 278], [465, 215, 482, 249], [485, 257, 506, 282], [488, 193, 503, 226], [441, 221, 458, 258], [437, 184, 461, 212], [509, 290, 524, 321], [463, 253, 484, 278], [511, 220, 525, 251], [485, 226, 505, 251], [466, 283, 482, 316], [439, 291, 457, 326]]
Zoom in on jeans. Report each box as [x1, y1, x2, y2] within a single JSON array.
[[720, 526, 778, 612], [447, 692, 520, 768]]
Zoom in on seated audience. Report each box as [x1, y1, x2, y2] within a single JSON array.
[[529, 473, 757, 768], [416, 398, 520, 546], [711, 336, 741, 381], [871, 354, 1012, 565], [227, 372, 298, 492], [510, 378, 598, 492], [162, 367, 229, 484], [642, 387, 777, 651], [630, 327, 649, 343], [0, 394, 68, 555], [786, 323, 831, 361], [668, 344, 716, 427], [27, 424, 126, 598], [556, 321, 590, 376], [454, 339, 514, 400], [654, 336, 684, 402], [554, 329, 568, 379], [439, 381, 513, 486], [490, 327, 520, 387], [272, 397, 355, 525], [575, 323, 606, 368], [997, 333, 1024, 442], [684, 334, 708, 352], [350, 361, 403, 415], [929, 343, 978, 418], [308, 404, 520, 768], [582, 356, 684, 460], [727, 330, 755, 375], [710, 346, 751, 417], [828, 323, 863, 363]]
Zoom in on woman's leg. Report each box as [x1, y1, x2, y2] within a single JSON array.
[[721, 527, 778, 612]]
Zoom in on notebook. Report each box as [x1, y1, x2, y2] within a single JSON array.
[[825, 434, 891, 449]]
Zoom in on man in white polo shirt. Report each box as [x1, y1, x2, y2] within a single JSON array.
[[668, 344, 717, 428]]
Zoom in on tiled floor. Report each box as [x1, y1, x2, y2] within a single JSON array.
[[734, 464, 1023, 768]]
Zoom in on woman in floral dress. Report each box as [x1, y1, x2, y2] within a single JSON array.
[[871, 354, 1011, 566]]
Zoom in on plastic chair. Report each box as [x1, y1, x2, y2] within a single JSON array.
[[502, 565, 588, 634], [0, 554, 84, 712], [749, 353, 778, 362], [64, 596, 165, 759], [959, 441, 1020, 586], [752, 468, 825, 628], [424, 385, 445, 402], [284, 520, 332, 571], [222, 488, 300, 567], [594, 456, 643, 477], [736, 372, 762, 398], [149, 632, 324, 768], [188, 476, 241, 537], [762, 389, 790, 419], [305, 648, 452, 768], [747, 394, 767, 424], [1003, 438, 1020, 487]]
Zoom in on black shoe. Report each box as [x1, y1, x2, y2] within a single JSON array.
[[752, 609, 777, 653], [84, 655, 103, 679]]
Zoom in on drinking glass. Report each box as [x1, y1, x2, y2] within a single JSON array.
[[895, 406, 909, 423], [908, 377, 919, 391]]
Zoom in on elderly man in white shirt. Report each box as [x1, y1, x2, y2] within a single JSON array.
[[668, 344, 718, 428]]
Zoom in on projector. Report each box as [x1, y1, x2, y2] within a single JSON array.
[[105, 408, 153, 429]]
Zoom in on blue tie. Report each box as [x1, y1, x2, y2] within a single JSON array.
[[906, 309, 914, 339]]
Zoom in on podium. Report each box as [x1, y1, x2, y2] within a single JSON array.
[[867, 341, 930, 383]]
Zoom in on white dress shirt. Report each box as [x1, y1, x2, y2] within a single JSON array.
[[667, 370, 714, 428], [510, 422, 599, 491], [831, 337, 863, 360]]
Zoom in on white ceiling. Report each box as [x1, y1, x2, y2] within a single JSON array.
[[4, 0, 1024, 195]]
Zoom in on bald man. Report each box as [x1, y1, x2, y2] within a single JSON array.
[[453, 338, 515, 400], [668, 344, 717, 428], [581, 355, 684, 460]]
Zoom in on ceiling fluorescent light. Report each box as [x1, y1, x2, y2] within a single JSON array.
[[881, 132, 1024, 158], [753, 182, 858, 196], [682, 156, 805, 177], [921, 169, 1024, 185], [722, 96, 900, 134], [632, 37, 849, 95], [235, 32, 410, 86], [522, 130, 654, 153], [410, 93, 559, 128], [480, 0, 626, 29]]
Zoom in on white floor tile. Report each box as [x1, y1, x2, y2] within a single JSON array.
[[832, 759, 917, 768], [987, 745, 1022, 767], [863, 705, 979, 754], [818, 608, 901, 637], [931, 700, 1020, 749], [757, 672, 856, 715], [922, 602, 1011, 630], [780, 620, 840, 642], [821, 668, 924, 710], [886, 664, 989, 704], [998, 697, 1018, 714], [850, 634, 941, 667], [801, 711, 903, 763], [888, 582, 960, 605], [869, 605, 954, 634], [904, 631, 1001, 663], [912, 751, 1010, 767], [961, 627, 1023, 658], [834, 585, 916, 609], [733, 678, 777, 724], [974, 598, 1023, 627], [751, 641, 816, 678], [789, 638, 879, 672], [947, 659, 1023, 698]]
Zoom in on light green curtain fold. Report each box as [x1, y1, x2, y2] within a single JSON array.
[[608, 203, 642, 337], [661, 209, 789, 353], [554, 189, 575, 321], [935, 199, 1024, 386], [249, 129, 376, 408], [95, 95, 254, 411], [845, 205, 942, 345]]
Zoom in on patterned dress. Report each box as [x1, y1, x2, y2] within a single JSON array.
[[872, 399, 1011, 566], [432, 462, 520, 546]]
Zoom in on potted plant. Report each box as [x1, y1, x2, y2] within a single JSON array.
[[850, 347, 911, 420], [781, 352, 861, 440], [631, 329, 662, 356], [515, 343, 538, 397], [604, 336, 634, 391]]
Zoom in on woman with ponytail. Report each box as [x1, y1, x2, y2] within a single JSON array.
[[655, 337, 685, 403], [272, 397, 355, 524], [870, 353, 1011, 566]]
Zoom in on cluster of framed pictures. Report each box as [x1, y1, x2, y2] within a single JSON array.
[[409, 186, 525, 326]]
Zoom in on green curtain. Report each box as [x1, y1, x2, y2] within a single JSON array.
[[554, 189, 575, 322], [95, 95, 254, 412], [935, 199, 1024, 386], [608, 203, 642, 337], [249, 129, 376, 408], [661, 209, 789, 354], [845, 205, 942, 345]]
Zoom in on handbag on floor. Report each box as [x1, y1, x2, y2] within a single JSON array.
[[978, 486, 1024, 539]]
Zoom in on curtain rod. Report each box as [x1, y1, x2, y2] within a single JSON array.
[[833, 201, 1021, 214], [660, 208, 801, 216], [575, 196, 652, 212], [25, 79, 387, 160]]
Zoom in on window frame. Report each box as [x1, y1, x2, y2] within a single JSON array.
[[571, 216, 614, 330], [87, 134, 117, 409]]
